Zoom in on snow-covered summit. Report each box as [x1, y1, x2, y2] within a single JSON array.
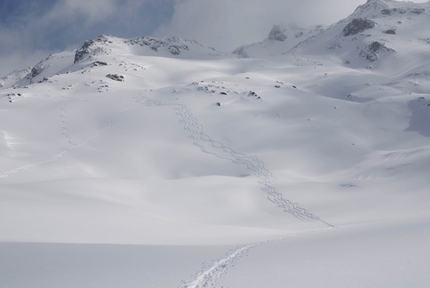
[[232, 0, 429, 63], [10, 34, 231, 87], [74, 34, 229, 64], [293, 0, 430, 69], [349, 0, 427, 19]]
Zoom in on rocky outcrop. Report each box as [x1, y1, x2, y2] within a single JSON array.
[[383, 29, 396, 34], [360, 41, 394, 61], [106, 74, 124, 82], [381, 8, 406, 15], [74, 35, 112, 63], [411, 8, 426, 14], [343, 18, 376, 36], [268, 25, 287, 41], [74, 40, 94, 63], [31, 64, 44, 78], [381, 7, 425, 15], [126, 37, 194, 55], [73, 35, 223, 63]]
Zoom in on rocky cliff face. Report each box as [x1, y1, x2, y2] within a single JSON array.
[[342, 18, 376, 37]]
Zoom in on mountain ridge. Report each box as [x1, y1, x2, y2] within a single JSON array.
[[292, 0, 430, 69], [3, 0, 430, 86], [4, 34, 231, 88]]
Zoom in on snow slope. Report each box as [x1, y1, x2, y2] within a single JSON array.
[[1, 1, 430, 287]]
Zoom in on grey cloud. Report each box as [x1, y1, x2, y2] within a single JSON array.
[[155, 0, 428, 51], [46, 0, 119, 24], [0, 0, 174, 77]]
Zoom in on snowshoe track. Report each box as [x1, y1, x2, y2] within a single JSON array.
[[135, 85, 333, 227], [178, 230, 332, 288]]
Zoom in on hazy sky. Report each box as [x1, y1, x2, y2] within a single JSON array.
[[0, 0, 428, 76], [155, 0, 369, 51]]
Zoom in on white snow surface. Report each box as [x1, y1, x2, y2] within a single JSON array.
[[1, 1, 430, 287]]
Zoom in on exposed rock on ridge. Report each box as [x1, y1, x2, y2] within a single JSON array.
[[74, 35, 225, 64], [342, 18, 376, 36], [268, 25, 288, 41]]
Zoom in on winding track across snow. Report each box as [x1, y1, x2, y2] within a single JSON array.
[[1, 73, 335, 288], [177, 229, 332, 288], [178, 241, 261, 288], [135, 90, 333, 227], [134, 76, 334, 288]]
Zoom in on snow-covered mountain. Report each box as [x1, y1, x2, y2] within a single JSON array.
[[235, 0, 430, 71], [74, 34, 228, 63], [1, 1, 430, 288], [294, 0, 430, 69], [9, 35, 230, 88]]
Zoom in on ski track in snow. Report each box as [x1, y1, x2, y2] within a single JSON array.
[[134, 86, 333, 227], [133, 76, 335, 288], [178, 229, 332, 288], [179, 242, 260, 288], [1, 73, 335, 288]]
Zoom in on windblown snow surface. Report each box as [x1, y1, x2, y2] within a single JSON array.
[[1, 1, 430, 287]]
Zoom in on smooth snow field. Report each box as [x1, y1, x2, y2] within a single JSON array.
[[1, 2, 430, 286]]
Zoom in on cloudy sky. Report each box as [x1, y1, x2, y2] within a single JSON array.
[[0, 0, 428, 76], [0, 0, 174, 76]]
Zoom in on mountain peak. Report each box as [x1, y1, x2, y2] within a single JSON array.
[[73, 35, 226, 64], [74, 35, 121, 63], [350, 0, 428, 19], [6, 34, 230, 87], [350, 0, 392, 18], [291, 0, 430, 68]]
